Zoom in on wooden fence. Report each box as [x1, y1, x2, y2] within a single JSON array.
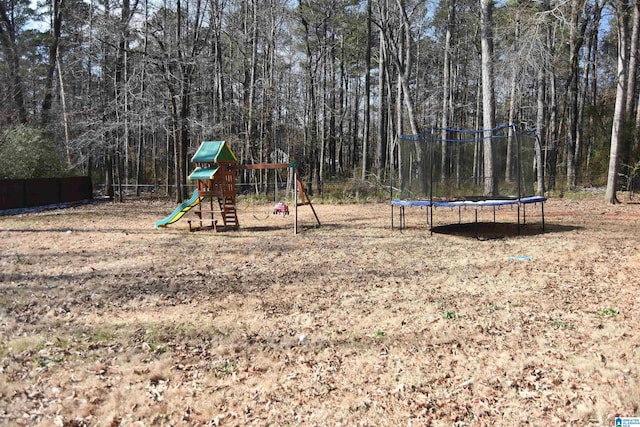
[[0, 177, 93, 210]]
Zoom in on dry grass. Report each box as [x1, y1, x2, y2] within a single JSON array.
[[1, 195, 640, 426]]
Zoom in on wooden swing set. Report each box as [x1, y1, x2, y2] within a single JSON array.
[[233, 162, 320, 234], [161, 140, 320, 235]]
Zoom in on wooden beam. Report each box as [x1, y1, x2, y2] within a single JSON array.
[[235, 163, 290, 171]]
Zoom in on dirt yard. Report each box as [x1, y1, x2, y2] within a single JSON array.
[[1, 194, 639, 426]]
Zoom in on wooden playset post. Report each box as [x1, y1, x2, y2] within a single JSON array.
[[293, 168, 320, 235]]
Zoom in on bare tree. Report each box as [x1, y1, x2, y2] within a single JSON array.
[[361, 0, 372, 180], [375, 21, 389, 179], [441, 0, 455, 184], [565, 0, 588, 189], [0, 0, 27, 124], [1, 0, 634, 200], [480, 0, 496, 196], [149, 0, 210, 202], [506, 13, 519, 184], [299, 0, 321, 194], [374, 0, 419, 136], [41, 0, 64, 125], [605, 0, 631, 204], [626, 0, 639, 119]]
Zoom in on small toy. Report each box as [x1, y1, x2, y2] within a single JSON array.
[[273, 201, 289, 215]]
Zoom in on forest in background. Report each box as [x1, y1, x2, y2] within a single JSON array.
[[1, 0, 639, 203]]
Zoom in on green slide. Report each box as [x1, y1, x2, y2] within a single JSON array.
[[155, 190, 203, 228]]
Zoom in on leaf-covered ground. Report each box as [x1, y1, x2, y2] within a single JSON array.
[[1, 195, 639, 426]]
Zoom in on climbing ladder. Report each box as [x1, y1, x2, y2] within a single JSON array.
[[217, 195, 239, 230]]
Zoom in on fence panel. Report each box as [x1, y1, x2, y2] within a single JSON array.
[[0, 177, 92, 210], [0, 179, 26, 210], [60, 177, 93, 203], [25, 178, 60, 207]]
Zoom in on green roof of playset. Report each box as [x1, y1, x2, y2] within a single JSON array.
[[188, 141, 237, 182], [188, 166, 220, 181], [191, 141, 237, 164]]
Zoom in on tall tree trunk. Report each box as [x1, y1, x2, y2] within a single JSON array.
[[566, 0, 587, 189], [320, 40, 327, 189], [167, 0, 203, 202], [473, 80, 482, 185], [377, 0, 419, 136], [625, 0, 639, 164], [179, 74, 191, 201], [536, 64, 546, 196], [376, 28, 388, 179], [105, 152, 114, 198], [165, 131, 171, 196], [351, 77, 360, 183], [626, 0, 639, 119], [547, 18, 559, 192], [605, 0, 630, 204], [329, 38, 337, 177], [580, 1, 602, 179], [585, 2, 602, 176], [116, 0, 135, 188], [57, 58, 72, 165], [386, 63, 396, 182], [338, 46, 346, 175], [506, 17, 519, 183], [397, 1, 418, 136], [361, 0, 372, 180], [41, 0, 64, 125], [480, 0, 496, 197], [396, 77, 403, 188], [102, 0, 116, 199], [441, 0, 454, 183], [634, 3, 640, 154], [136, 0, 149, 197], [169, 86, 182, 202], [300, 2, 319, 195], [245, 0, 259, 166], [209, 0, 225, 122], [0, 1, 27, 123]]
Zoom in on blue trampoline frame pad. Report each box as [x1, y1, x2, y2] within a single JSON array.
[[391, 196, 547, 233]]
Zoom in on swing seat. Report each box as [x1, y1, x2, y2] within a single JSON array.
[[273, 201, 289, 215]]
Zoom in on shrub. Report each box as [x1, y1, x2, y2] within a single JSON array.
[[0, 125, 66, 179]]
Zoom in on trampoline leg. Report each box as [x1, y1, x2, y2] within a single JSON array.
[[475, 209, 479, 239], [429, 205, 434, 235], [541, 202, 545, 232], [493, 206, 496, 224], [391, 204, 394, 230], [458, 206, 461, 224], [517, 202, 521, 236]]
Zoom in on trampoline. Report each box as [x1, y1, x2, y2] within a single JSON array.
[[391, 124, 547, 235]]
